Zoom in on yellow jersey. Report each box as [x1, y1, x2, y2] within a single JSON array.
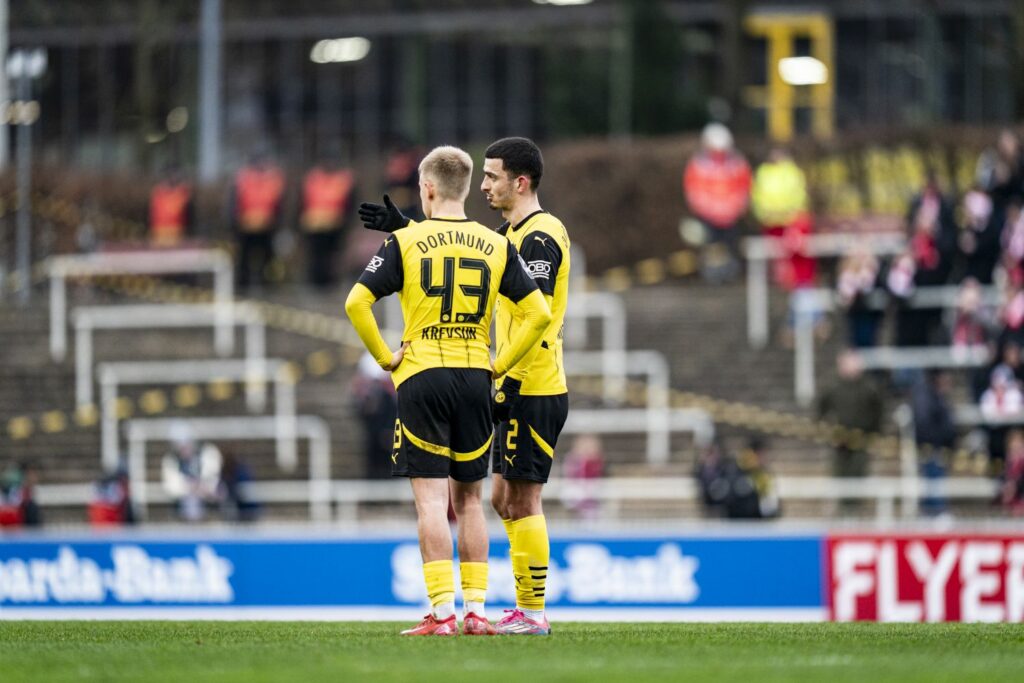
[[496, 210, 570, 395], [355, 217, 539, 388]]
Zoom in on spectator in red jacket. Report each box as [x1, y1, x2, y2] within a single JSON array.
[[683, 123, 751, 283]]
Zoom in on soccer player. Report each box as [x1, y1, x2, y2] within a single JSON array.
[[359, 137, 570, 636], [481, 137, 570, 636], [345, 146, 551, 636]]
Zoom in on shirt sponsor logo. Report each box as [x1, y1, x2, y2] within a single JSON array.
[[526, 260, 552, 280], [365, 255, 385, 273]]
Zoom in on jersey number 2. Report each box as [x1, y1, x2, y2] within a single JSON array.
[[420, 257, 491, 324]]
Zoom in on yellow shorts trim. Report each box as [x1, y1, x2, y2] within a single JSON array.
[[528, 426, 555, 458], [452, 433, 493, 462], [401, 425, 493, 462], [401, 425, 450, 458]]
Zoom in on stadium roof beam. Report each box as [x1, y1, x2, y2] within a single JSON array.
[[9, 6, 617, 47], [9, 0, 1014, 47]]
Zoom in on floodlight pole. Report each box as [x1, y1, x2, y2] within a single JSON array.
[[14, 69, 30, 305], [198, 0, 222, 182]]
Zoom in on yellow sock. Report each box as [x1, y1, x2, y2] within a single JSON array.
[[423, 560, 455, 618], [503, 518, 517, 551], [509, 514, 548, 612], [460, 561, 488, 614]]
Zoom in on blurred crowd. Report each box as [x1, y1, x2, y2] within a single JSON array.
[[138, 137, 424, 292]]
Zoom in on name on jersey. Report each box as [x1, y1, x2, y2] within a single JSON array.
[[420, 325, 478, 340], [416, 230, 495, 256]]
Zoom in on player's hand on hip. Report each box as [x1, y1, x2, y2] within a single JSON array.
[[388, 342, 410, 371], [358, 194, 410, 233], [492, 377, 522, 423]]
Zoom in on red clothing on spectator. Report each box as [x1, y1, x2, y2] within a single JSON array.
[[149, 181, 191, 247], [235, 166, 285, 232], [683, 151, 752, 229]]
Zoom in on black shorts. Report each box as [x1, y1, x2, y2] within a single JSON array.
[[392, 368, 493, 482], [491, 393, 569, 483]]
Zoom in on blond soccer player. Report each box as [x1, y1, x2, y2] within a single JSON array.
[[345, 146, 551, 636]]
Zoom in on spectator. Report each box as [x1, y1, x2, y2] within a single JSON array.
[[384, 134, 424, 220], [218, 451, 259, 522], [231, 151, 286, 290], [0, 460, 41, 528], [1001, 429, 1024, 514], [736, 437, 780, 519], [816, 350, 885, 513], [958, 187, 1000, 284], [1001, 198, 1024, 284], [682, 122, 752, 283], [886, 252, 922, 347], [350, 352, 398, 479], [88, 467, 135, 526], [977, 128, 1024, 207], [952, 278, 992, 352], [752, 147, 815, 294], [911, 371, 957, 516], [904, 173, 957, 345], [300, 149, 356, 288], [694, 439, 732, 517], [836, 248, 882, 347], [560, 435, 606, 521], [979, 364, 1024, 472], [160, 423, 222, 522], [694, 439, 768, 519], [148, 165, 194, 248]]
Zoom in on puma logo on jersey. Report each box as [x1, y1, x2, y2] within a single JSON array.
[[384, 238, 393, 247], [534, 236, 549, 246]]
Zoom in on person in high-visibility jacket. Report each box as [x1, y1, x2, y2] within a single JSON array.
[[300, 155, 356, 287], [148, 167, 194, 248], [231, 153, 285, 289], [751, 147, 815, 291]]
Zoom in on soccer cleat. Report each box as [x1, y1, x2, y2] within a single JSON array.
[[494, 608, 550, 635], [400, 614, 459, 636], [462, 612, 497, 636]]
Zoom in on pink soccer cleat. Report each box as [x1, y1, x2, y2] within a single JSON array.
[[400, 614, 459, 636], [462, 612, 497, 636], [494, 608, 551, 635]]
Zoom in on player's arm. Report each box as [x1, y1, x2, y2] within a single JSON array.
[[493, 241, 552, 378], [344, 238, 405, 370], [504, 231, 564, 383]]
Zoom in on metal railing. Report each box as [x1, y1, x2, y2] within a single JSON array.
[[72, 303, 265, 408], [48, 248, 234, 360], [745, 232, 906, 348], [792, 285, 998, 404], [97, 359, 295, 472], [32, 475, 998, 524], [124, 415, 331, 522]]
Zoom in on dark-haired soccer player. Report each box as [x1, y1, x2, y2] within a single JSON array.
[[358, 137, 569, 636], [346, 146, 551, 636], [480, 137, 570, 636]]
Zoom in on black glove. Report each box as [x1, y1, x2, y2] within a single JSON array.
[[358, 194, 410, 233], [492, 377, 522, 423]]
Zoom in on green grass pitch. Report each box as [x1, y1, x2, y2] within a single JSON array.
[[2, 621, 1022, 682]]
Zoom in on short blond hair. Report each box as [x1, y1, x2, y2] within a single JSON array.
[[419, 146, 473, 202]]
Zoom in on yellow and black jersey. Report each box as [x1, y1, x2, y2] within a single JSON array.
[[355, 217, 540, 388], [496, 210, 571, 396]]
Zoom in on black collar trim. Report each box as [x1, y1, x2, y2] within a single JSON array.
[[511, 210, 546, 232], [430, 217, 472, 223]]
